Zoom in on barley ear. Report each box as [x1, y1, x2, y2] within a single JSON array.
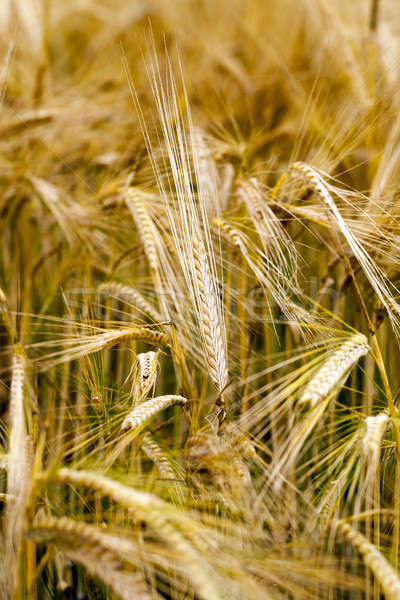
[[337, 521, 400, 600], [5, 347, 31, 594], [192, 237, 228, 395], [98, 282, 161, 322], [299, 333, 369, 406], [121, 394, 187, 433]]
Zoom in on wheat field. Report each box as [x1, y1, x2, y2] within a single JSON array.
[[2, 0, 400, 598]]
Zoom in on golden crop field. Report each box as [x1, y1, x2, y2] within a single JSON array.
[[1, 1, 400, 598]]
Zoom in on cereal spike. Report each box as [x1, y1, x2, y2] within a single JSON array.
[[141, 432, 175, 479], [121, 395, 187, 432], [299, 333, 369, 406], [98, 282, 161, 321], [338, 522, 400, 600], [125, 189, 159, 272], [136, 351, 160, 395], [192, 237, 228, 394], [362, 413, 389, 458]]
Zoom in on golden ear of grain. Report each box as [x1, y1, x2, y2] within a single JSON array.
[[136, 351, 160, 395], [221, 423, 257, 461], [0, 286, 16, 342], [121, 394, 187, 432], [290, 162, 337, 211], [362, 413, 389, 457], [5, 348, 31, 594], [284, 161, 400, 337], [0, 109, 55, 138], [141, 432, 175, 479], [98, 282, 161, 321], [137, 55, 229, 413], [212, 218, 246, 252], [61, 544, 153, 600], [299, 333, 369, 406], [125, 188, 159, 272], [128, 351, 160, 403], [54, 468, 171, 514], [238, 177, 298, 280], [35, 326, 168, 371], [338, 521, 400, 600], [97, 326, 168, 348], [53, 469, 222, 600], [192, 237, 228, 394], [29, 516, 155, 600], [7, 350, 28, 496]]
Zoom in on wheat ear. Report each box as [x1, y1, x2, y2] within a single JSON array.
[[53, 469, 222, 600], [212, 218, 247, 253], [141, 432, 175, 479], [238, 177, 297, 279], [299, 333, 369, 406], [121, 394, 187, 432], [192, 237, 228, 394], [362, 413, 389, 458], [29, 516, 155, 599], [98, 282, 161, 321], [90, 326, 167, 348], [138, 54, 228, 409], [35, 326, 168, 370], [6, 350, 28, 497], [5, 348, 30, 593], [30, 515, 139, 556], [125, 188, 159, 272], [337, 521, 400, 600], [287, 162, 400, 335], [136, 351, 160, 396], [0, 286, 16, 342], [61, 543, 152, 600], [289, 162, 342, 214]]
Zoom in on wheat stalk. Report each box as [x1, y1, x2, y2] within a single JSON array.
[[299, 333, 369, 406], [121, 394, 187, 432]]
